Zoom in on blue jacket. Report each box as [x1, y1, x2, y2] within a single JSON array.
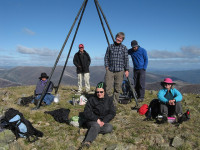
[[157, 88, 182, 103], [128, 46, 148, 70]]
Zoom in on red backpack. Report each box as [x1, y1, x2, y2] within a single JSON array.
[[138, 104, 148, 115]]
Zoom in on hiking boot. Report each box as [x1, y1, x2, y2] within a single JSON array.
[[41, 101, 47, 106], [138, 98, 144, 103], [160, 115, 168, 124], [79, 141, 91, 150], [157, 114, 167, 124]]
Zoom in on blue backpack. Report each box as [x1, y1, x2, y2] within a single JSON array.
[[0, 108, 43, 142]]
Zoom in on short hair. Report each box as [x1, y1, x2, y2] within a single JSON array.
[[115, 32, 125, 40]]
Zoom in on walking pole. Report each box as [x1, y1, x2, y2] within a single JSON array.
[[127, 77, 139, 109], [33, 0, 88, 110]]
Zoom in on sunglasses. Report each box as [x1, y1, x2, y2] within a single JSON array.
[[164, 83, 172, 85], [96, 91, 104, 93]]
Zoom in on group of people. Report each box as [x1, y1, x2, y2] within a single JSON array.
[[73, 32, 148, 105], [32, 32, 184, 148]]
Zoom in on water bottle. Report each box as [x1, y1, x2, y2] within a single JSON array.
[[54, 94, 60, 103], [72, 96, 75, 105]]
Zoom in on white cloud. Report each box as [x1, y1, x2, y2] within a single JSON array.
[[148, 46, 200, 59], [17, 45, 58, 56], [23, 28, 35, 35]]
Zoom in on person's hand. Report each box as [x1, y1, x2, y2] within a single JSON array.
[[169, 100, 175, 105], [97, 119, 104, 127], [106, 67, 109, 70], [172, 100, 175, 105], [169, 100, 172, 105], [125, 71, 129, 77], [101, 121, 105, 127]]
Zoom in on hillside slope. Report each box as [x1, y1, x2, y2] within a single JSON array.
[[0, 66, 182, 87], [0, 85, 200, 149]]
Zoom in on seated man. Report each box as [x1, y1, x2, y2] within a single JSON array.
[[32, 72, 54, 105], [81, 82, 116, 148], [157, 78, 183, 123]]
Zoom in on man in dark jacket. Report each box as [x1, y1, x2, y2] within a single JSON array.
[[81, 82, 116, 148], [73, 44, 91, 93]]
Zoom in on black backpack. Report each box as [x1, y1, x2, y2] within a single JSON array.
[[145, 99, 160, 120], [0, 108, 43, 142]]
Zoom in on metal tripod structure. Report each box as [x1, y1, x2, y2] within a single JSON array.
[[34, 0, 138, 109]]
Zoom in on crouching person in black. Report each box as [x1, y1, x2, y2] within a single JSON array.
[[81, 82, 116, 148]]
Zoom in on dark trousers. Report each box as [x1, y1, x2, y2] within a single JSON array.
[[160, 101, 183, 116], [84, 121, 113, 142], [133, 69, 146, 99]]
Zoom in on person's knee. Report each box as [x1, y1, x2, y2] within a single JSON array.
[[104, 124, 113, 133], [88, 122, 100, 130]]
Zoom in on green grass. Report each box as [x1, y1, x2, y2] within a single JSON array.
[[0, 85, 200, 149]]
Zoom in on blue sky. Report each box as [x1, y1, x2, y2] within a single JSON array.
[[0, 0, 200, 70]]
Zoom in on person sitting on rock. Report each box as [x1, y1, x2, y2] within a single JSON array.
[[157, 78, 183, 123], [81, 82, 116, 148], [32, 72, 54, 106]]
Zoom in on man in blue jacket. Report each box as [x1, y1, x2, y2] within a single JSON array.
[[128, 40, 148, 102]]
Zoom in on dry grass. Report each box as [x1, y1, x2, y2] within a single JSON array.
[[0, 86, 200, 150]]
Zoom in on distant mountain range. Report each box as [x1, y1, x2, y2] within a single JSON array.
[[0, 66, 199, 94], [151, 70, 200, 84]]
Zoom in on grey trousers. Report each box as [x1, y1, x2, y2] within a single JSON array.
[[84, 121, 113, 143], [160, 101, 183, 116], [133, 69, 146, 99], [105, 69, 124, 104]]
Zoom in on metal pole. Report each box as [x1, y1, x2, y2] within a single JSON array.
[[95, 0, 115, 42], [55, 0, 88, 94], [94, 0, 110, 45], [34, 0, 88, 109]]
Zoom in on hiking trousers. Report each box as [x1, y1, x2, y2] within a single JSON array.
[[160, 101, 183, 116], [133, 69, 146, 99], [84, 121, 113, 143], [78, 73, 90, 92], [105, 69, 124, 104]]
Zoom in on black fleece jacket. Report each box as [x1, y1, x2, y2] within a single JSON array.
[[73, 50, 91, 74], [83, 94, 116, 123]]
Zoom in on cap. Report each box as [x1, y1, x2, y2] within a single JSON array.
[[131, 40, 139, 47], [79, 44, 84, 48]]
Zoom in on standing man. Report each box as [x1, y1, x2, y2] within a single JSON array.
[[128, 40, 148, 102], [73, 44, 91, 93], [104, 32, 129, 105]]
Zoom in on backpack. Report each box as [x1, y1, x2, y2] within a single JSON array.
[[122, 80, 130, 95], [138, 104, 149, 115], [178, 109, 190, 123], [17, 95, 34, 106], [145, 99, 160, 119], [0, 108, 43, 142], [118, 80, 132, 104]]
